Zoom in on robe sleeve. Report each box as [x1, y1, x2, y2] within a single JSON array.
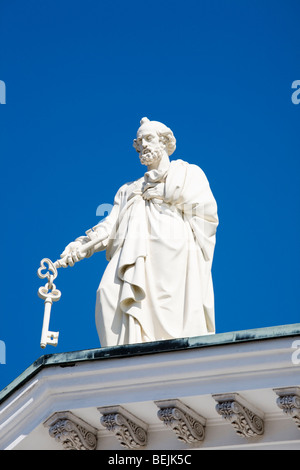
[[92, 183, 130, 251], [75, 184, 128, 257]]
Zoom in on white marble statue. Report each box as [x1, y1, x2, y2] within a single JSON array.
[[60, 117, 219, 347]]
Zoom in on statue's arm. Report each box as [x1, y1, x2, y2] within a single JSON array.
[[142, 182, 165, 201], [59, 189, 123, 267], [59, 226, 108, 267]]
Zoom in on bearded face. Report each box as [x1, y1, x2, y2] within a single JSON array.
[[139, 142, 166, 166], [133, 118, 176, 167], [134, 129, 167, 166]]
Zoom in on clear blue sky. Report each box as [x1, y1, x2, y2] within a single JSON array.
[[0, 0, 299, 391]]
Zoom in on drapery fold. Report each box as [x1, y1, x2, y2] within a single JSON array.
[[95, 159, 218, 346]]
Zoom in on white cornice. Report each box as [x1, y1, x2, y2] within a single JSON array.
[[0, 329, 300, 450]]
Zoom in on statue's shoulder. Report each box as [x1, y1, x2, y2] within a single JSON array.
[[171, 159, 205, 174], [170, 160, 209, 186], [114, 177, 143, 198], [118, 176, 142, 189], [125, 176, 144, 190]]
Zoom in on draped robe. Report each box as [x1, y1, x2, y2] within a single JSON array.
[[94, 159, 218, 347]]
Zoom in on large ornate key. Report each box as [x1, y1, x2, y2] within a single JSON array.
[[38, 258, 61, 348], [37, 228, 105, 348]]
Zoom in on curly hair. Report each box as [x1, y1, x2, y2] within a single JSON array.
[[156, 130, 176, 156]]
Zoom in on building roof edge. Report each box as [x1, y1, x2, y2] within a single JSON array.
[[1, 322, 300, 406]]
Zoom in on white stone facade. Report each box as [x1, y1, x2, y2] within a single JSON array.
[[0, 324, 300, 450]]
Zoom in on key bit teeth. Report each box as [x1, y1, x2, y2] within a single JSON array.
[[47, 331, 59, 346]]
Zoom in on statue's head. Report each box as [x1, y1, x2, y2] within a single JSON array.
[[133, 117, 176, 166]]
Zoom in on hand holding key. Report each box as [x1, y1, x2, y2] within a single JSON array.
[[37, 226, 108, 348], [59, 241, 85, 267], [56, 226, 108, 268]]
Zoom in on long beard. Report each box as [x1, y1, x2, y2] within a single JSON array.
[[139, 146, 164, 166]]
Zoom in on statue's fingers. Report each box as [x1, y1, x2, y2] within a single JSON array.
[[67, 255, 75, 267], [72, 254, 79, 263], [143, 182, 155, 191], [143, 189, 155, 200], [76, 248, 84, 260]]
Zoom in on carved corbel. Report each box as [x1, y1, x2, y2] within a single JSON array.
[[43, 411, 98, 450], [213, 393, 264, 438], [155, 399, 206, 444], [274, 387, 300, 429], [98, 405, 148, 449]]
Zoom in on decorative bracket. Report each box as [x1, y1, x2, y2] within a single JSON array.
[[43, 411, 98, 450], [155, 399, 206, 445], [213, 393, 264, 438], [98, 405, 148, 449], [274, 387, 300, 429]]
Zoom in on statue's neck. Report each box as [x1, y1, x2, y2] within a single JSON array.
[[146, 152, 170, 173]]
